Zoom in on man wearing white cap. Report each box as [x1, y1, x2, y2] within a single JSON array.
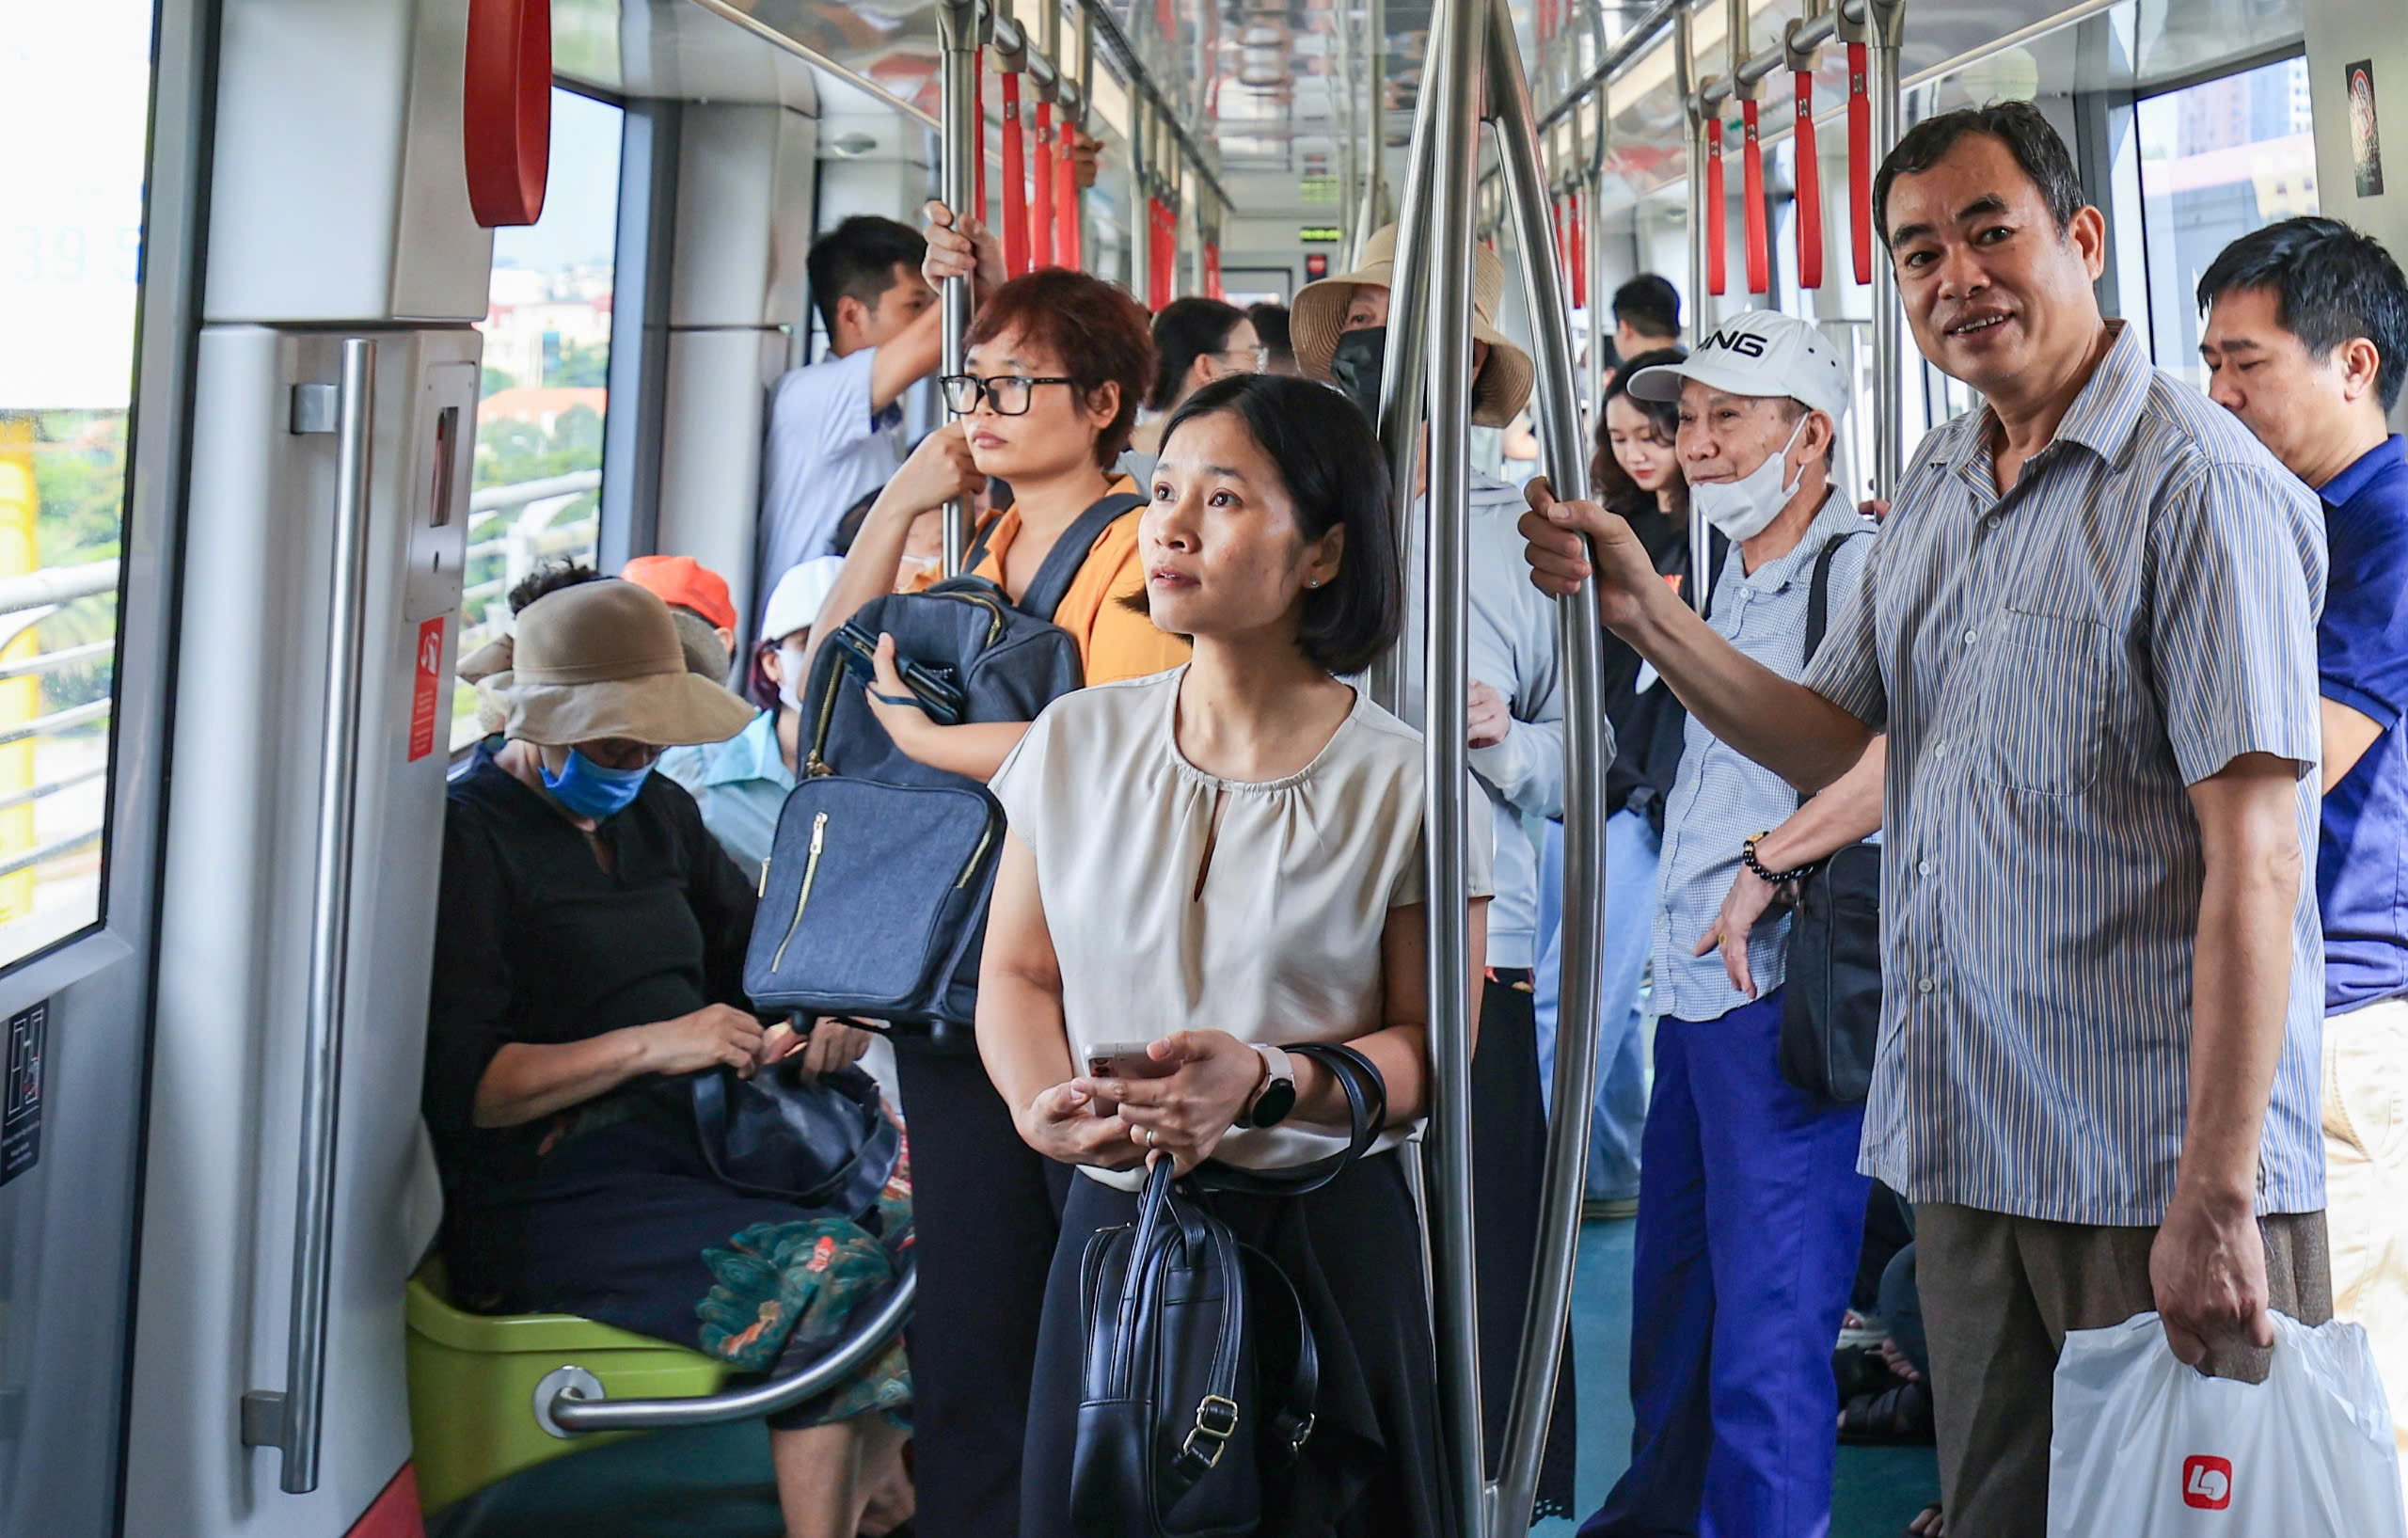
[[1579, 309, 1881, 1538], [1291, 223, 1582, 1515]]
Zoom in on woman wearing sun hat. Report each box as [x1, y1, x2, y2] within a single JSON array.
[[1291, 223, 1581, 1520], [422, 578, 914, 1538]]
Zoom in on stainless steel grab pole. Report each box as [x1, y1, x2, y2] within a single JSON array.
[[1418, 0, 1489, 1528], [1675, 7, 1712, 614], [1481, 2, 1611, 1529], [937, 0, 980, 575], [240, 336, 376, 1495], [1867, 0, 1908, 499], [547, 1262, 917, 1432]]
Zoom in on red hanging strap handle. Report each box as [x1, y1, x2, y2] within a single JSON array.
[[1796, 71, 1823, 289], [1064, 131, 1084, 269], [998, 71, 1029, 277], [1742, 97, 1768, 294], [1705, 116, 1728, 296], [1848, 41, 1873, 285], [1030, 101, 1055, 271], [1203, 241, 1222, 300], [1570, 192, 1588, 309]]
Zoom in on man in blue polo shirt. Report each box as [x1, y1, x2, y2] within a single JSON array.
[[2199, 214, 2408, 1474], [758, 215, 944, 628]]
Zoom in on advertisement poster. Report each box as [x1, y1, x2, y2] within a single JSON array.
[[2351, 58, 2385, 198]]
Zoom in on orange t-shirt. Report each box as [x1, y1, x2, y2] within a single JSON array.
[[909, 484, 1191, 685]]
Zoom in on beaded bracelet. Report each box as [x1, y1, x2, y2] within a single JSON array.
[[1741, 831, 1819, 886]]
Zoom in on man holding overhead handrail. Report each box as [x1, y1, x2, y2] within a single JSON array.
[[1523, 102, 2331, 1536]]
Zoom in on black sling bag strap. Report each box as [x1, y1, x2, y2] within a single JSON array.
[[961, 490, 1147, 623]]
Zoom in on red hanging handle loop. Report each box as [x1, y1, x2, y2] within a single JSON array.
[[1848, 41, 1873, 285], [1204, 242, 1223, 300], [1705, 116, 1728, 296], [1742, 98, 1768, 294], [998, 72, 1029, 277], [1796, 71, 1824, 289], [1570, 192, 1588, 309], [1055, 131, 1079, 267], [1030, 102, 1055, 272], [974, 49, 988, 229]]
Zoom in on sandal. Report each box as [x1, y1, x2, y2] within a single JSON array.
[[1837, 1378, 1933, 1444]]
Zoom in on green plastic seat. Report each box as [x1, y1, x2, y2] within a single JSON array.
[[404, 1258, 732, 1513]]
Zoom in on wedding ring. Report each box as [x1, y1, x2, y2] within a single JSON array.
[[1146, 1127, 1159, 1149]]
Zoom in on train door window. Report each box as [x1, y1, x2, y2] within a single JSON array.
[[2137, 55, 2318, 389], [0, 2, 155, 967], [459, 86, 626, 750]]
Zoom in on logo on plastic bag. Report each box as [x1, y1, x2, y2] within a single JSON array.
[[2182, 1455, 2233, 1511]]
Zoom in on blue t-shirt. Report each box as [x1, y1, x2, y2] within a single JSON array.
[[2317, 435, 2408, 1015]]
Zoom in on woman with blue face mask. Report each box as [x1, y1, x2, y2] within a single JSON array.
[[425, 578, 919, 1538]]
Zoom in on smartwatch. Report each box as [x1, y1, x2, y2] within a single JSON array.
[[1240, 1043, 1297, 1129]]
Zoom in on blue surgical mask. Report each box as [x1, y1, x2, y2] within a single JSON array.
[[541, 749, 653, 819]]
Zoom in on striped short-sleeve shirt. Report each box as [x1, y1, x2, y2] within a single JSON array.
[[1802, 321, 2328, 1226]]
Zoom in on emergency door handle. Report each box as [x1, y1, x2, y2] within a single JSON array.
[[241, 336, 378, 1495]]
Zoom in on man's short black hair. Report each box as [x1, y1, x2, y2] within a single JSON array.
[[2196, 216, 2408, 413], [1874, 101, 2085, 251], [1248, 302, 1294, 366], [807, 215, 928, 338], [507, 559, 599, 614], [1131, 374, 1402, 675], [1612, 276, 1682, 340]]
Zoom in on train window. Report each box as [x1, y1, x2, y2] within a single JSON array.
[[458, 86, 626, 750], [0, 2, 155, 966], [2137, 55, 2319, 389]]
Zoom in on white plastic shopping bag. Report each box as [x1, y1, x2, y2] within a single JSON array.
[[2048, 1311, 2406, 1535]]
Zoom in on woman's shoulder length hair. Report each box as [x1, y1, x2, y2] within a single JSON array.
[[1156, 374, 1402, 677], [965, 269, 1157, 469], [1591, 345, 1687, 520]]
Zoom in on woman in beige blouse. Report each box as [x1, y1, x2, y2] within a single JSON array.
[[977, 373, 1493, 1538]]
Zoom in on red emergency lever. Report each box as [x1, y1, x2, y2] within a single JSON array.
[[999, 71, 1029, 276], [1030, 101, 1055, 272], [1570, 192, 1588, 309], [1848, 41, 1873, 284], [1797, 71, 1823, 289], [1705, 116, 1727, 296], [1742, 97, 1768, 294], [1055, 129, 1080, 267]]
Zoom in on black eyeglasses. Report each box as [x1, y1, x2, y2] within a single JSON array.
[[940, 373, 1078, 415]]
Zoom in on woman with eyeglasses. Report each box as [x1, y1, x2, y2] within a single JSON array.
[[1119, 295, 1261, 481], [799, 202, 1194, 1538]]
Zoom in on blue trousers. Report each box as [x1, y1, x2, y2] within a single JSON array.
[[1580, 991, 1871, 1538], [1532, 810, 1655, 1201]]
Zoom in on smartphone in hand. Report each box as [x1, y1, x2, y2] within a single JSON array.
[[1085, 1039, 1177, 1117]]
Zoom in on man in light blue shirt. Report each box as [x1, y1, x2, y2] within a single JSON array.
[[758, 216, 943, 627]]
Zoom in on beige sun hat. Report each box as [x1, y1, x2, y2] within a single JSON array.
[[1291, 224, 1535, 428], [480, 579, 755, 747]]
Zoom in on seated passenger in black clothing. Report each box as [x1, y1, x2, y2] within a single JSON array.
[[423, 578, 913, 1538]]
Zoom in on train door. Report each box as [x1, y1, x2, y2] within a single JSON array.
[[0, 3, 209, 1532]]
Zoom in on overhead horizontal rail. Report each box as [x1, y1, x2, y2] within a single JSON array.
[[1537, 0, 1871, 131], [1076, 0, 1234, 213]]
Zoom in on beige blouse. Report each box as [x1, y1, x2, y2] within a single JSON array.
[[989, 667, 1496, 1189]]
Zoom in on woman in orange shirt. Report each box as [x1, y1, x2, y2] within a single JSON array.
[[810, 218, 1189, 788]]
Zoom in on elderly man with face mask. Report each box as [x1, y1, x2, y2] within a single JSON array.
[[1525, 103, 2331, 1537], [1566, 310, 1882, 1538], [1291, 223, 1583, 1518]]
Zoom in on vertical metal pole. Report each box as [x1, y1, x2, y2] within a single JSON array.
[[1481, 2, 1609, 1530], [1866, 0, 1908, 498], [1129, 100, 1151, 308], [938, 0, 980, 575], [1073, 0, 1095, 265], [1676, 7, 1712, 614], [1355, 0, 1391, 261], [1419, 0, 1488, 1528], [1585, 91, 1611, 417]]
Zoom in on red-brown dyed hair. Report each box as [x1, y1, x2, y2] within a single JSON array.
[[965, 268, 1156, 468]]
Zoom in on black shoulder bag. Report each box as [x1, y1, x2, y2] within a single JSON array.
[[1778, 531, 1884, 1105], [1069, 1043, 1386, 1538], [689, 1060, 902, 1221]]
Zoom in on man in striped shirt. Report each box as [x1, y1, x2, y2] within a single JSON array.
[[1524, 103, 2330, 1535]]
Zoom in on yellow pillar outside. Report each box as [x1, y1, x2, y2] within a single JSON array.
[[0, 418, 40, 925]]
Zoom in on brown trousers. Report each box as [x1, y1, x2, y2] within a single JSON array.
[[1915, 1203, 2333, 1538]]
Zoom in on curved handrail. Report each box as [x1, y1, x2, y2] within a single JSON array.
[[547, 1258, 917, 1434]]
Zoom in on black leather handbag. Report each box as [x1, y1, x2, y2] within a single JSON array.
[[1069, 1043, 1385, 1538], [1778, 529, 1884, 1105], [689, 1058, 901, 1219]]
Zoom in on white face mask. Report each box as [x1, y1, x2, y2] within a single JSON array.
[[1690, 413, 1810, 543], [775, 639, 811, 714]]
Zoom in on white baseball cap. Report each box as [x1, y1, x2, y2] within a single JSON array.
[[1627, 309, 1851, 421], [759, 556, 848, 644]]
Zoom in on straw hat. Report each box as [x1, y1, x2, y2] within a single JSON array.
[[480, 579, 755, 747], [1291, 224, 1535, 428]]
